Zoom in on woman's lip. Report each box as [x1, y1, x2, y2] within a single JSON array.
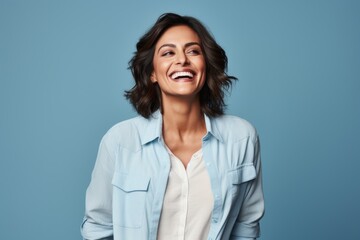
[[170, 71, 194, 79], [168, 74, 195, 82], [168, 69, 196, 79], [170, 77, 194, 82]]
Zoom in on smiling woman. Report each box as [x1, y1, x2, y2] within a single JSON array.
[[81, 13, 265, 240], [151, 25, 206, 107], [125, 13, 236, 118]]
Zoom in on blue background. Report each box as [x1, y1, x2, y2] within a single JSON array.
[[1, 0, 359, 239]]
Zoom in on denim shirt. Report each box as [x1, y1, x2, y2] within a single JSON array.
[[81, 111, 264, 240]]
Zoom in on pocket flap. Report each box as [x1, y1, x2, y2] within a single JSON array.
[[228, 164, 256, 184], [112, 172, 150, 192]]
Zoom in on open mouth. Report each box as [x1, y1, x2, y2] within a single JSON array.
[[170, 71, 195, 81]]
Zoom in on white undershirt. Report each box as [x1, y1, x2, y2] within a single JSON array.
[[157, 148, 214, 240]]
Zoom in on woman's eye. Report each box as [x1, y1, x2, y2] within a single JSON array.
[[187, 49, 201, 55], [161, 51, 174, 56]]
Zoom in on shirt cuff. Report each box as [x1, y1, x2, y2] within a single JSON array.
[[81, 217, 113, 240], [230, 221, 260, 239]]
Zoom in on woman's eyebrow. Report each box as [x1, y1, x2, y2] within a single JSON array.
[[157, 42, 201, 53], [158, 43, 176, 53], [184, 42, 201, 48]]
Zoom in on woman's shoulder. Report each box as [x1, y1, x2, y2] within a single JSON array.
[[100, 115, 152, 152], [211, 114, 258, 142]]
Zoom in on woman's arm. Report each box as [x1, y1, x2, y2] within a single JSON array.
[[230, 136, 265, 240], [81, 135, 115, 240]]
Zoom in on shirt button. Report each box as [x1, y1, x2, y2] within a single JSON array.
[[212, 218, 218, 223]]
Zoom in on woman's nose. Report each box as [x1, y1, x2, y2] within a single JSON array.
[[176, 52, 189, 65]]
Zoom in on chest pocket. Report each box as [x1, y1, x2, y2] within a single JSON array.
[[227, 163, 257, 218], [228, 163, 257, 197], [112, 172, 150, 228]]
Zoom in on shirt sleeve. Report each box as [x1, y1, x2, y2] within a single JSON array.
[[81, 134, 115, 240], [230, 136, 265, 239]]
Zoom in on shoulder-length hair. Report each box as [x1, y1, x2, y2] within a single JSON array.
[[125, 13, 237, 118]]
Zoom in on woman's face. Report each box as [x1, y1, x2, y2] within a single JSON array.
[[151, 25, 206, 101]]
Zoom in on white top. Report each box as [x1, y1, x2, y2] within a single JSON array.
[[157, 148, 214, 240]]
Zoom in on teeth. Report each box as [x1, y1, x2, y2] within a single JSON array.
[[171, 71, 194, 79]]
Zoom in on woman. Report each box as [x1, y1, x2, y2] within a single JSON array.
[[81, 13, 264, 240]]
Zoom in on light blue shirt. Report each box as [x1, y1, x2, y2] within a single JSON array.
[[81, 111, 264, 240]]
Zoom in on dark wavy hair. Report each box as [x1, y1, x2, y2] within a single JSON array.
[[125, 13, 237, 118]]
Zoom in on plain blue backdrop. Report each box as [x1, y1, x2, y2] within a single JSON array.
[[1, 0, 359, 239]]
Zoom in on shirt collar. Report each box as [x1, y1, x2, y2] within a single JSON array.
[[140, 110, 163, 145], [140, 110, 224, 145], [204, 113, 223, 143]]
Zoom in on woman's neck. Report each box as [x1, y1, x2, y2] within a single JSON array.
[[161, 96, 206, 139], [161, 95, 206, 167]]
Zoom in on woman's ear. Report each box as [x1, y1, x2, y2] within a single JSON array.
[[150, 73, 157, 83]]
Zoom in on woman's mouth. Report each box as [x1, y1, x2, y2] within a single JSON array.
[[170, 71, 195, 81]]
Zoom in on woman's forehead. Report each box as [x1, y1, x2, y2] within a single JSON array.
[[155, 25, 200, 48]]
